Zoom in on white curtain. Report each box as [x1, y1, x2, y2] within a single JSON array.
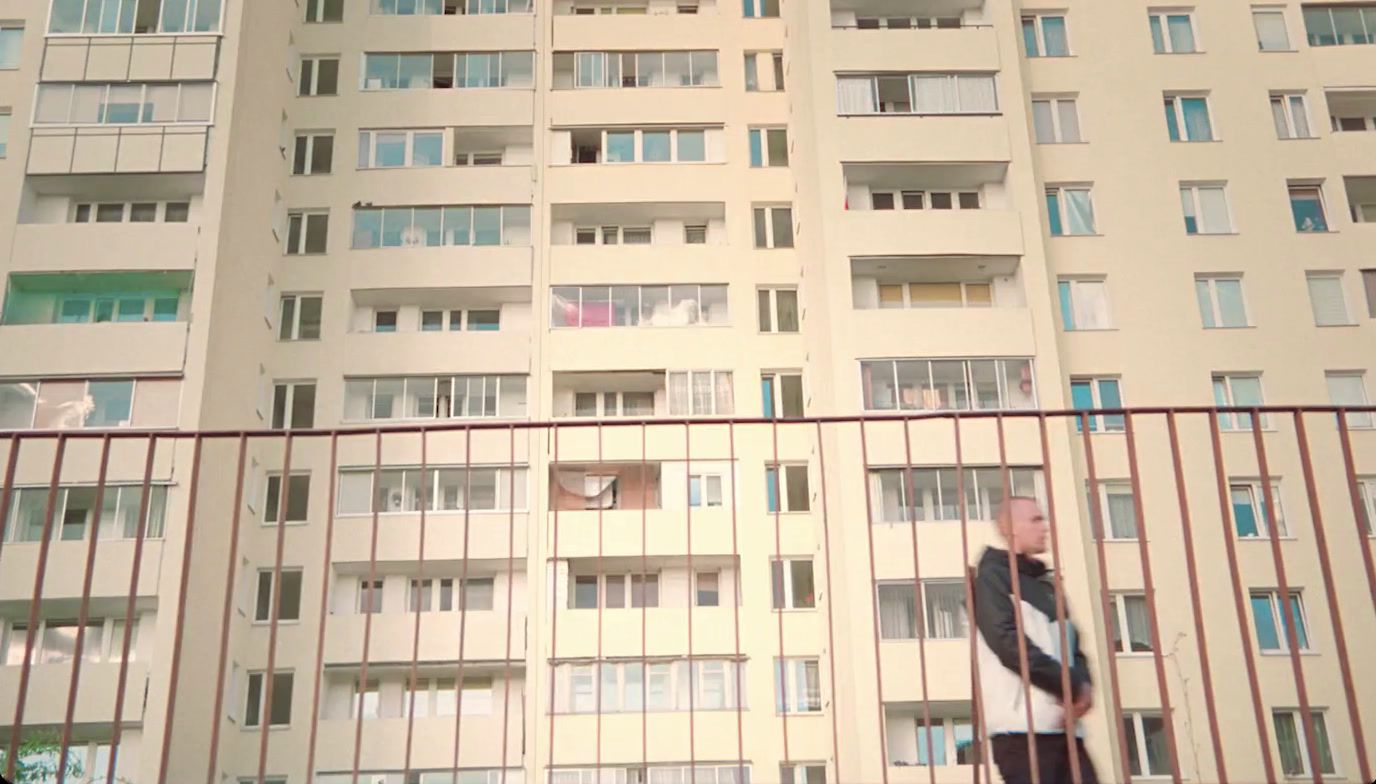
[[1199, 187, 1231, 233], [925, 582, 969, 639], [836, 76, 876, 114], [955, 74, 997, 113], [1106, 490, 1138, 538], [714, 371, 734, 414], [1124, 595, 1152, 651], [668, 372, 690, 414], [878, 584, 917, 639], [1065, 189, 1095, 235], [910, 75, 954, 113]]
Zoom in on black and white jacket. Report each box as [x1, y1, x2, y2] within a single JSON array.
[[974, 547, 1091, 736]]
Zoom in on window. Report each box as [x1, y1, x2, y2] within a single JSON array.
[[1022, 14, 1070, 56], [278, 294, 322, 340], [357, 129, 445, 169], [374, 0, 530, 13], [1045, 186, 1095, 235], [1031, 96, 1081, 143], [1288, 184, 1329, 232], [696, 572, 720, 606], [667, 370, 733, 415], [1271, 92, 1313, 139], [3, 617, 144, 666], [869, 190, 980, 211], [861, 358, 1036, 412], [1326, 372, 1372, 427], [781, 765, 827, 784], [1123, 713, 1170, 777], [361, 51, 535, 90], [0, 25, 20, 69], [1149, 11, 1197, 53], [1096, 482, 1139, 539], [1164, 94, 1214, 141], [0, 109, 9, 157], [1250, 590, 1309, 651], [761, 372, 804, 419], [573, 225, 653, 245], [1359, 477, 1376, 535], [263, 474, 310, 524], [351, 205, 530, 248], [34, 82, 214, 125], [765, 464, 810, 512], [770, 559, 815, 609], [568, 574, 660, 609], [299, 56, 340, 96], [50, 0, 224, 33], [753, 205, 794, 248], [357, 579, 384, 613], [292, 133, 334, 175], [2, 484, 169, 543], [869, 280, 993, 309], [689, 474, 723, 507], [1307, 273, 1351, 325], [1274, 710, 1337, 777], [748, 127, 789, 167], [1058, 278, 1111, 330], [353, 679, 380, 719], [0, 377, 179, 430], [1180, 183, 1233, 234], [306, 0, 344, 21], [374, 311, 398, 332], [244, 672, 294, 727], [1364, 269, 1376, 317], [571, 51, 719, 89], [684, 224, 708, 244], [1213, 374, 1266, 430], [551, 659, 745, 714], [70, 201, 190, 224], [285, 211, 328, 254], [1110, 593, 1152, 652], [254, 569, 303, 623], [869, 465, 1043, 523], [336, 466, 528, 514], [774, 658, 821, 713], [742, 0, 779, 18], [1254, 7, 1292, 50], [758, 288, 799, 332], [343, 375, 528, 421], [270, 382, 315, 430], [835, 73, 998, 115], [1071, 377, 1125, 432], [408, 577, 494, 612], [552, 285, 727, 328], [1304, 3, 1376, 46], [1195, 276, 1249, 328], [1231, 480, 1287, 537], [570, 390, 654, 419], [877, 581, 968, 640]]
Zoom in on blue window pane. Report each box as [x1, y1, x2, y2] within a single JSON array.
[[1041, 17, 1068, 55], [1022, 18, 1040, 56], [749, 130, 763, 167], [1149, 16, 1166, 53], [1071, 381, 1095, 433], [86, 381, 133, 427], [606, 132, 635, 163], [473, 207, 501, 246], [762, 376, 776, 417], [413, 133, 443, 166], [744, 0, 755, 18], [1291, 193, 1328, 232], [1168, 15, 1195, 51], [917, 723, 947, 766], [766, 468, 779, 513], [1233, 492, 1259, 537], [689, 476, 702, 507], [642, 131, 671, 162], [1251, 595, 1281, 650], [1098, 379, 1124, 430], [1058, 281, 1075, 330], [1182, 98, 1212, 140], [1046, 192, 1064, 236], [1164, 100, 1181, 141], [375, 133, 406, 167], [1285, 595, 1308, 649]]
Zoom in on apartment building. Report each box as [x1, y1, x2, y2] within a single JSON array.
[[0, 0, 1374, 783]]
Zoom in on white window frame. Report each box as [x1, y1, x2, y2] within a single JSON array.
[[253, 568, 303, 623], [1, 616, 140, 665], [1271, 92, 1313, 139], [742, 0, 779, 18], [860, 358, 1038, 412], [572, 50, 720, 89], [667, 369, 734, 416], [1148, 9, 1199, 53], [1195, 275, 1250, 328], [1251, 589, 1310, 652], [570, 389, 655, 418], [774, 657, 822, 714], [1272, 709, 1338, 777], [1289, 182, 1330, 232], [278, 293, 322, 341], [1252, 7, 1292, 51], [869, 189, 981, 211], [47, 0, 226, 35], [762, 370, 805, 419], [1180, 182, 1234, 234], [292, 131, 333, 175], [874, 280, 994, 309], [1072, 377, 1126, 433], [1358, 477, 1376, 536], [550, 285, 730, 328], [1231, 480, 1288, 537], [1109, 593, 1153, 653], [342, 375, 527, 421], [1306, 272, 1352, 326], [748, 126, 789, 167], [1045, 185, 1096, 235], [594, 128, 710, 164], [1325, 371, 1372, 427], [270, 380, 315, 430], [765, 463, 810, 513], [285, 210, 328, 254], [357, 128, 446, 169], [573, 225, 654, 245], [771, 558, 815, 610], [298, 56, 340, 96], [1, 484, 170, 543], [1031, 95, 1082, 143], [753, 204, 794, 248], [1213, 374, 1267, 430], [33, 81, 216, 126], [689, 472, 724, 507], [1058, 278, 1112, 330], [1123, 712, 1170, 777], [1097, 481, 1139, 540], [758, 287, 800, 333], [1022, 13, 1071, 56], [1164, 93, 1215, 141], [336, 465, 527, 515], [243, 670, 293, 728], [305, 0, 344, 22]]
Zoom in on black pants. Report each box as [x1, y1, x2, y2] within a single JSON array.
[[991, 733, 1100, 784]]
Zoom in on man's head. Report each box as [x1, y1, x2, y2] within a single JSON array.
[[996, 495, 1048, 555]]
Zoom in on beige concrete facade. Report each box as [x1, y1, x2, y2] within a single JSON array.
[[1, 0, 1375, 783]]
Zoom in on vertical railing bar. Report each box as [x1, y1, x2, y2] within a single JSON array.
[[499, 425, 518, 784], [547, 424, 561, 774], [256, 431, 295, 784], [1035, 414, 1082, 784], [898, 418, 935, 784], [596, 423, 605, 772], [403, 429, 429, 781], [305, 433, 340, 780], [1206, 413, 1277, 782], [952, 416, 991, 784], [155, 435, 205, 784], [856, 420, 891, 784], [1078, 414, 1133, 781], [205, 434, 249, 784], [813, 420, 842, 784], [1293, 412, 1371, 783], [1164, 413, 1228, 784], [1336, 411, 1376, 623], [1122, 413, 1183, 784], [640, 422, 649, 774], [107, 434, 158, 783], [1249, 410, 1322, 784], [685, 421, 698, 773], [770, 418, 790, 766], [56, 435, 111, 784], [994, 414, 1041, 784], [726, 421, 748, 783], [0, 434, 23, 570], [452, 428, 476, 772], [350, 429, 384, 783], [7, 434, 69, 773]]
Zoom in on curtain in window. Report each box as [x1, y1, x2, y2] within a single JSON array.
[[836, 77, 876, 114], [1106, 490, 1138, 538], [1182, 98, 1212, 140], [1198, 187, 1230, 233], [714, 372, 734, 414], [1168, 15, 1195, 51], [956, 74, 997, 113], [1273, 713, 1305, 775], [1064, 190, 1094, 234], [1124, 596, 1151, 651], [910, 75, 955, 113], [925, 582, 967, 638], [669, 372, 690, 415], [1254, 12, 1290, 49], [878, 584, 916, 638]]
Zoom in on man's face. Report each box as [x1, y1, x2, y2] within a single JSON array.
[[1005, 497, 1049, 555]]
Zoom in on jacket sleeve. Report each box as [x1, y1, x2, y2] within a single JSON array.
[[975, 561, 1089, 702]]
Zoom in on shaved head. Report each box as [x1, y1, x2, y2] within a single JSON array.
[[996, 495, 1049, 555]]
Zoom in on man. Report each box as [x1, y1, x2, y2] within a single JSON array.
[[975, 495, 1099, 784]]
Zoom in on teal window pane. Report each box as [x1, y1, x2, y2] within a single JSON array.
[[766, 467, 779, 513], [1284, 595, 1308, 649], [1232, 489, 1259, 537], [1046, 192, 1063, 235], [413, 133, 443, 166], [115, 297, 144, 322], [1041, 16, 1068, 55], [86, 380, 133, 427], [1251, 595, 1280, 650], [60, 299, 91, 324], [762, 376, 775, 417], [1195, 281, 1216, 327], [1022, 18, 1040, 55], [749, 130, 763, 167], [1165, 100, 1181, 141], [1149, 16, 1166, 52], [1182, 98, 1212, 140], [917, 723, 947, 766], [353, 209, 382, 249], [1058, 281, 1075, 330], [642, 131, 671, 162], [443, 207, 471, 246], [1099, 379, 1124, 430], [606, 132, 635, 163], [473, 207, 501, 245], [381, 208, 408, 247], [152, 298, 179, 322], [1071, 380, 1095, 433], [1168, 15, 1195, 51]]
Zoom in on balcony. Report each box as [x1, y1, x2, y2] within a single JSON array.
[[342, 246, 534, 290], [838, 208, 1023, 257], [41, 34, 220, 82], [0, 662, 149, 726], [10, 222, 200, 273], [552, 12, 720, 51], [831, 11, 996, 73], [322, 609, 527, 666], [834, 114, 1010, 164], [27, 126, 209, 175], [0, 322, 188, 377]]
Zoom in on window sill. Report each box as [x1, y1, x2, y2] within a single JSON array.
[[335, 510, 525, 518], [1278, 136, 1320, 141], [1260, 650, 1319, 657], [259, 521, 309, 528], [1295, 229, 1337, 235], [1027, 54, 1077, 59], [1258, 48, 1299, 53], [1186, 232, 1240, 236], [1170, 139, 1223, 144], [1064, 327, 1117, 332], [1315, 322, 1359, 328], [1113, 651, 1159, 658], [1038, 140, 1091, 146], [1050, 233, 1103, 238], [1237, 535, 1298, 542], [44, 30, 226, 39], [1155, 50, 1206, 55], [250, 620, 300, 627], [1202, 325, 1256, 330]]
